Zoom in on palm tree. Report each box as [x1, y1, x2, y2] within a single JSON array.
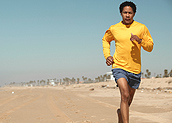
[[163, 69, 169, 78], [64, 77, 70, 85], [37, 80, 40, 86], [100, 75, 103, 82], [82, 76, 85, 81], [103, 74, 107, 81], [40, 80, 46, 86], [88, 78, 92, 83], [77, 78, 80, 84], [169, 69, 172, 77], [145, 69, 151, 78], [98, 76, 100, 82], [71, 77, 76, 84]]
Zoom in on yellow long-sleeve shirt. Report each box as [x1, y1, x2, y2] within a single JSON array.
[[102, 21, 154, 74]]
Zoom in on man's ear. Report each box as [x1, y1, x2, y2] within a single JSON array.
[[133, 12, 136, 17]]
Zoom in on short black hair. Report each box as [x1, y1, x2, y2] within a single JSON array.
[[119, 1, 136, 13]]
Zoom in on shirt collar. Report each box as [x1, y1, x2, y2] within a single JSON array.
[[120, 20, 135, 28]]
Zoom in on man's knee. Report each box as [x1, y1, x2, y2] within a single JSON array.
[[121, 91, 130, 103]]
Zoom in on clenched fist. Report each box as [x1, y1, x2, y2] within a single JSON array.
[[130, 33, 142, 44], [106, 56, 114, 66]]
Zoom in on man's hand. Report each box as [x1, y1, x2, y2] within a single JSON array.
[[130, 33, 142, 44], [106, 56, 114, 66]]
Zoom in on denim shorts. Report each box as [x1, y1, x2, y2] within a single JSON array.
[[112, 68, 141, 89]]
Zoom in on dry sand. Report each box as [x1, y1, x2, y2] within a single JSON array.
[[0, 78, 172, 123]]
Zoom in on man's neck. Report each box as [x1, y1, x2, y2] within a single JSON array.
[[122, 20, 134, 25]]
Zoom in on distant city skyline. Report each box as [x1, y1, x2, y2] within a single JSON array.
[[0, 0, 172, 86]]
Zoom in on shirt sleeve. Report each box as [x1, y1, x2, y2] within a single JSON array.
[[102, 27, 114, 59], [140, 25, 154, 52]]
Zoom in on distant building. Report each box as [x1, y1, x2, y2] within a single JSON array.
[[106, 72, 114, 81], [49, 79, 55, 86]]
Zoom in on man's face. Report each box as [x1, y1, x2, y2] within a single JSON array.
[[121, 6, 135, 25]]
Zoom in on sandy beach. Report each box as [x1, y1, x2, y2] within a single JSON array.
[[0, 77, 172, 123]]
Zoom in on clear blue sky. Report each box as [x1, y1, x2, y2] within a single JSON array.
[[0, 0, 172, 86]]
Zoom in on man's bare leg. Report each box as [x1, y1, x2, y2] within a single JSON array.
[[117, 86, 136, 123], [117, 78, 136, 123]]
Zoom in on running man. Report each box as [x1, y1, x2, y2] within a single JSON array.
[[102, 1, 153, 123]]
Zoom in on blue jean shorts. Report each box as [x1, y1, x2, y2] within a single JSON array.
[[112, 68, 141, 89]]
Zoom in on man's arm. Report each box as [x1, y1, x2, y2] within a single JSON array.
[[140, 25, 154, 52], [102, 28, 114, 66], [130, 26, 153, 52]]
